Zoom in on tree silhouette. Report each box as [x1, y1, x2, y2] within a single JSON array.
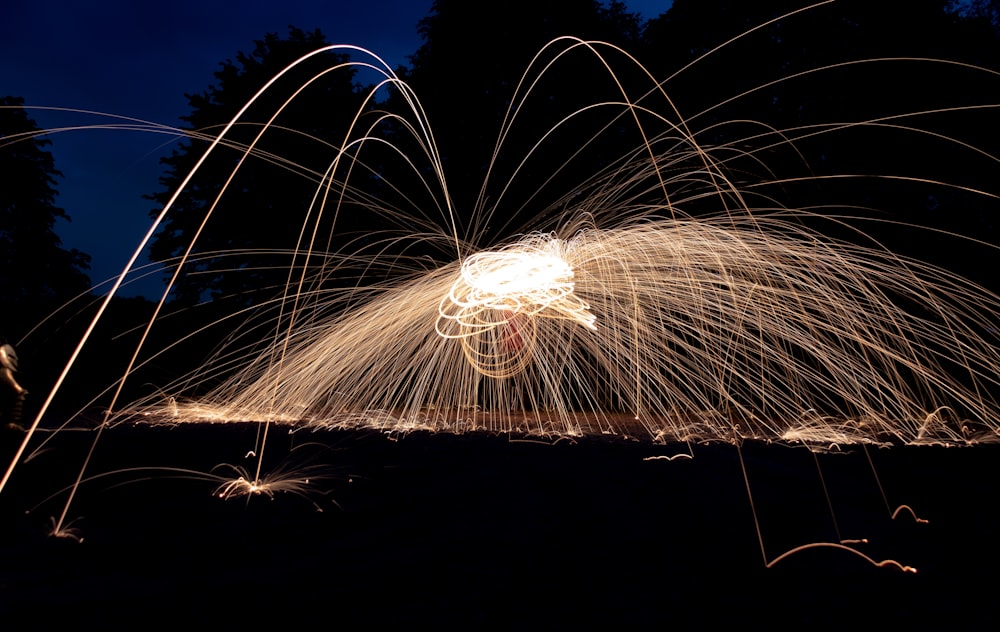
[[0, 96, 91, 335], [146, 27, 368, 306], [399, 0, 644, 242], [952, 0, 1000, 31], [638, 0, 1000, 282]]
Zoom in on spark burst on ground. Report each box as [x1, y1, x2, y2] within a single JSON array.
[[146, 217, 1000, 447], [106, 35, 1000, 449]]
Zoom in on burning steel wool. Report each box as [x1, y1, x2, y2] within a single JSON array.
[[437, 235, 596, 378]]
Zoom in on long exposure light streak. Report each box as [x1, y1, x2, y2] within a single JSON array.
[[146, 217, 1000, 445], [2, 4, 999, 570]]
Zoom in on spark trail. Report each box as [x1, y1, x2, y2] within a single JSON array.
[[36, 34, 1000, 449], [140, 217, 1000, 446], [2, 9, 999, 570]]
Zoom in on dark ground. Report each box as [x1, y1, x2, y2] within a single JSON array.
[[0, 423, 996, 628]]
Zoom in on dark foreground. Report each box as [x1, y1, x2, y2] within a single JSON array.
[[1, 423, 996, 628]]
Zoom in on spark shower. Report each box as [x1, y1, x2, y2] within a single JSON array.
[[2, 3, 999, 567]]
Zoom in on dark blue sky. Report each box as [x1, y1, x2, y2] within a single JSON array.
[[3, 1, 673, 298]]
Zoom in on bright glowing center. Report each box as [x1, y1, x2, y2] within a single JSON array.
[[436, 236, 597, 339]]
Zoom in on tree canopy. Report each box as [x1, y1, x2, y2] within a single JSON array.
[[145, 27, 368, 306], [0, 96, 91, 335], [637, 0, 999, 277], [400, 0, 645, 238]]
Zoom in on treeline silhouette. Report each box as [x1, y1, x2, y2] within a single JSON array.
[[2, 0, 998, 416]]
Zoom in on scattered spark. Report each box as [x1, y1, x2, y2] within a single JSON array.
[[767, 542, 918, 573], [892, 504, 930, 524], [47, 516, 84, 543], [2, 18, 997, 571]]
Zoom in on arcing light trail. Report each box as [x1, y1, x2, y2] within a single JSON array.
[[2, 4, 1000, 569]]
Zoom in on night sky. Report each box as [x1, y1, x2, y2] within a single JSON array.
[[3, 0, 673, 298]]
